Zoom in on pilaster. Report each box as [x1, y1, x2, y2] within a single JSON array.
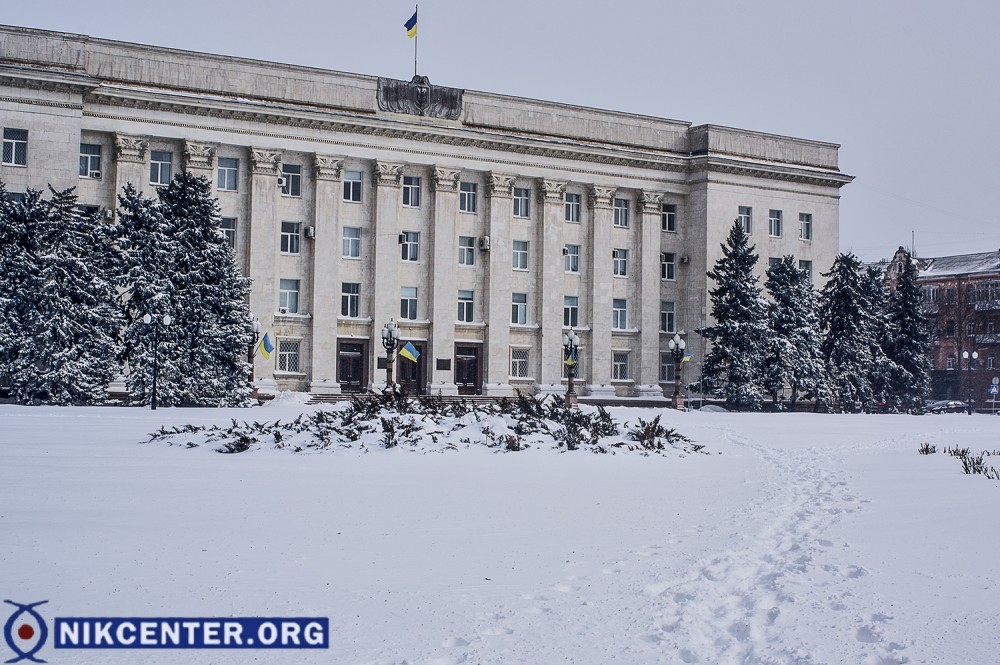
[[637, 190, 667, 397], [113, 134, 147, 197], [588, 185, 616, 396], [309, 154, 345, 394], [484, 172, 515, 396], [183, 141, 215, 174], [371, 161, 404, 388], [429, 167, 461, 395], [536, 179, 568, 395], [248, 147, 282, 388]]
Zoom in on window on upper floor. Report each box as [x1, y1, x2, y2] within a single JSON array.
[[400, 231, 419, 262], [400, 286, 418, 320], [459, 181, 477, 213], [458, 236, 476, 266], [612, 298, 628, 330], [511, 292, 527, 324], [219, 217, 236, 249], [738, 205, 752, 234], [564, 244, 580, 273], [613, 198, 629, 228], [344, 170, 363, 202], [150, 150, 172, 185], [660, 301, 676, 333], [279, 278, 300, 314], [661, 252, 676, 281], [513, 187, 530, 218], [613, 248, 628, 277], [799, 260, 813, 285], [280, 221, 301, 255], [341, 282, 360, 318], [457, 289, 475, 323], [799, 213, 813, 241], [565, 192, 581, 222], [79, 144, 102, 178], [661, 203, 677, 232], [564, 296, 579, 328], [402, 175, 421, 207], [281, 164, 302, 197], [217, 157, 238, 191], [2, 128, 28, 166], [769, 210, 782, 237], [342, 226, 361, 258], [512, 240, 529, 270]]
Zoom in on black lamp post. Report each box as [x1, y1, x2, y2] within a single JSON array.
[[562, 328, 580, 408], [142, 312, 172, 410], [667, 332, 686, 410], [249, 317, 261, 386], [963, 350, 978, 415], [381, 319, 401, 387]]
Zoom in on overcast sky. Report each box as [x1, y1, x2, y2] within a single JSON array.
[[5, 0, 998, 261]]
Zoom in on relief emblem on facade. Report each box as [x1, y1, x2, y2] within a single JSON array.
[[377, 75, 463, 120]]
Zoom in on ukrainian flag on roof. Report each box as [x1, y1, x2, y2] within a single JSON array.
[[404, 10, 417, 38]]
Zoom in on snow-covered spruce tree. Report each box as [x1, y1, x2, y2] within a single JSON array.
[[861, 266, 900, 411], [5, 187, 123, 404], [0, 183, 44, 380], [763, 256, 828, 410], [697, 220, 771, 411], [818, 253, 880, 413], [156, 172, 253, 406], [887, 252, 931, 411]]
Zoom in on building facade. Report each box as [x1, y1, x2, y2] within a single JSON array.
[[0, 25, 853, 397]]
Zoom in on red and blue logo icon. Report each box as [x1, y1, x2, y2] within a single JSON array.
[[3, 600, 48, 663]]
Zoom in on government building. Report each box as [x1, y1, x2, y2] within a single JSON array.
[[0, 25, 853, 397]]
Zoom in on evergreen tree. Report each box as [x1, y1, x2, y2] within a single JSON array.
[[697, 220, 771, 411], [0, 184, 44, 379], [818, 253, 879, 413], [3, 187, 122, 404], [860, 266, 900, 411], [156, 172, 253, 406], [763, 256, 828, 410], [887, 252, 931, 410]]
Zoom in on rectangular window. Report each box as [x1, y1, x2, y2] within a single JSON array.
[[612, 351, 630, 381], [281, 164, 302, 197], [217, 157, 238, 191], [945, 288, 957, 305], [279, 278, 300, 314], [613, 198, 630, 227], [988, 357, 995, 370], [459, 181, 477, 213], [660, 301, 675, 333], [277, 340, 301, 373], [946, 355, 955, 370], [738, 205, 752, 234], [219, 217, 236, 249], [457, 289, 474, 323], [150, 150, 172, 185], [660, 252, 676, 281], [511, 348, 529, 378], [512, 240, 529, 270], [565, 192, 581, 222], [513, 187, 530, 218], [945, 320, 956, 337], [341, 282, 360, 318], [511, 292, 527, 324], [768, 257, 782, 269], [799, 213, 813, 241], [659, 353, 676, 383], [343, 170, 362, 202], [457, 236, 476, 266], [661, 203, 677, 232], [564, 296, 579, 327], [564, 244, 580, 273], [769, 209, 782, 237], [798, 260, 813, 285], [2, 128, 28, 166], [79, 143, 101, 178], [342, 226, 361, 258], [280, 221, 301, 254], [400, 286, 418, 320], [402, 175, 421, 207], [613, 248, 628, 277], [922, 286, 938, 304], [401, 231, 420, 261], [613, 298, 628, 330]]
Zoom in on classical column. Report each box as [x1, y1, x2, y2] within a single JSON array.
[[183, 141, 215, 176], [536, 179, 567, 396], [587, 185, 616, 396], [429, 166, 461, 395], [637, 190, 667, 397], [309, 154, 344, 394], [483, 173, 515, 396], [113, 134, 148, 197], [371, 161, 404, 390], [247, 147, 282, 392]]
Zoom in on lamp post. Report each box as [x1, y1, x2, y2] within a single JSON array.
[[249, 317, 261, 388], [963, 350, 979, 415], [142, 313, 172, 410], [562, 328, 580, 408], [667, 332, 686, 410], [381, 319, 401, 387]]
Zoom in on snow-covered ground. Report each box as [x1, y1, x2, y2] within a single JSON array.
[[2, 402, 998, 664]]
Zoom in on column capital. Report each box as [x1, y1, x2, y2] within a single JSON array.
[[373, 161, 404, 187], [314, 154, 344, 182], [588, 185, 616, 210], [114, 134, 147, 164], [537, 179, 567, 204], [250, 148, 282, 175], [486, 172, 515, 199], [183, 141, 216, 171], [432, 167, 461, 191], [638, 190, 666, 214]]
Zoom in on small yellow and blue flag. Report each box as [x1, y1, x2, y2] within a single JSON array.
[[258, 332, 274, 360], [404, 9, 418, 38], [399, 341, 420, 363]]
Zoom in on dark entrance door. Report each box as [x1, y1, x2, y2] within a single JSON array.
[[337, 341, 367, 393], [397, 341, 425, 395], [455, 345, 481, 395]]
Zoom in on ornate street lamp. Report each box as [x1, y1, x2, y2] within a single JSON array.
[[667, 332, 686, 410], [963, 350, 979, 415], [142, 312, 172, 410], [381, 319, 401, 387], [562, 328, 580, 408]]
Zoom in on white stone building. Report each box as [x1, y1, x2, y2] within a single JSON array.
[[0, 25, 853, 397]]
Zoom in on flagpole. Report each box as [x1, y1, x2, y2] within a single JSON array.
[[413, 3, 418, 77]]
